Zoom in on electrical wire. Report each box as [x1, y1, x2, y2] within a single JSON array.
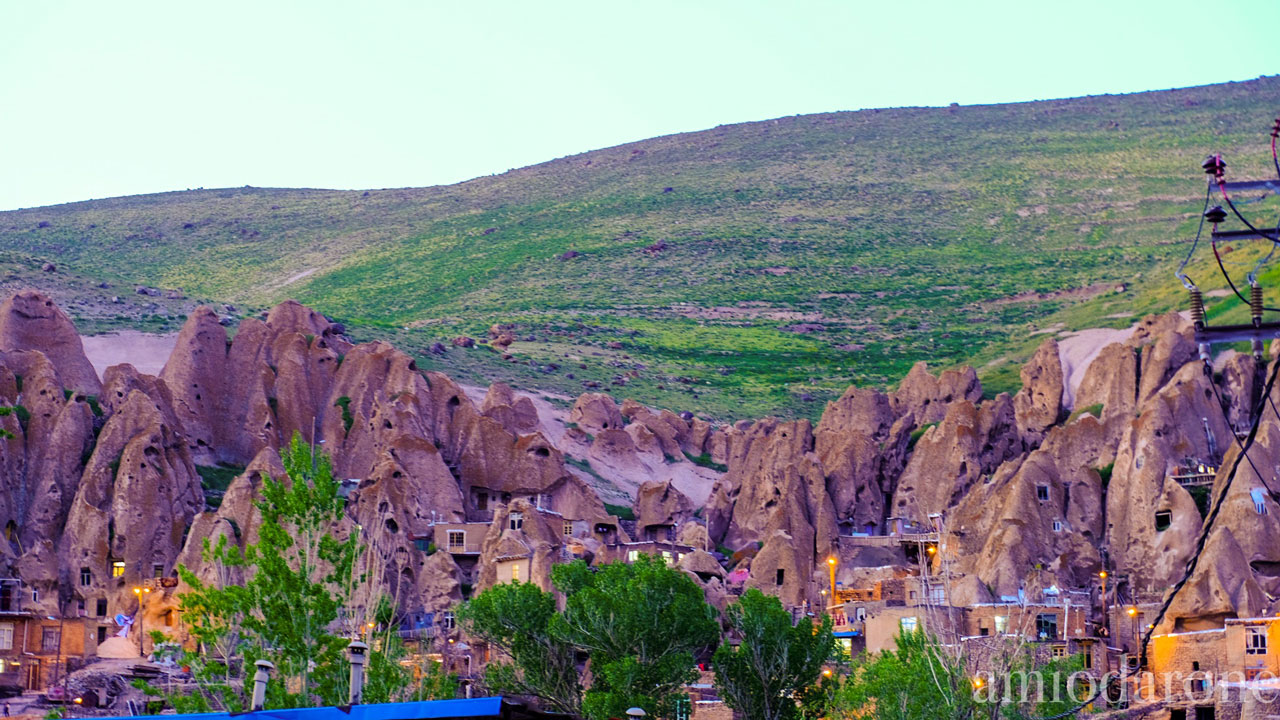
[[1216, 177, 1280, 243], [1176, 180, 1213, 289]]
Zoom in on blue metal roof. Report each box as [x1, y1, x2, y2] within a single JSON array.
[[118, 696, 511, 720]]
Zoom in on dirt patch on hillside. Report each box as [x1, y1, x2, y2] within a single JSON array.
[[990, 282, 1119, 306], [81, 331, 177, 379]]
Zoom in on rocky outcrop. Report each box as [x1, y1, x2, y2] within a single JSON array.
[[890, 362, 982, 425], [0, 290, 100, 395], [1012, 339, 1064, 444], [891, 396, 1023, 523], [568, 393, 623, 435], [481, 383, 539, 435], [635, 480, 696, 537], [814, 387, 902, 533]]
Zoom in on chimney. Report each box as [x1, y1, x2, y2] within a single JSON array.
[[250, 659, 274, 711], [347, 640, 369, 705]]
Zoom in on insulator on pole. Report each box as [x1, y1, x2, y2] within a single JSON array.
[[1189, 286, 1206, 328]]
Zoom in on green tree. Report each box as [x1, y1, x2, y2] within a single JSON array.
[[461, 555, 719, 720], [552, 556, 720, 720], [712, 589, 837, 720], [833, 629, 976, 720], [157, 433, 427, 710], [457, 580, 583, 716]]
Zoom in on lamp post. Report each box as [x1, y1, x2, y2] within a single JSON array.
[[132, 586, 151, 656], [1099, 571, 1109, 636], [1127, 606, 1139, 655], [826, 556, 837, 604]]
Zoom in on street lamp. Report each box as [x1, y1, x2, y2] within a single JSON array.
[[1099, 571, 1109, 637], [1127, 606, 1139, 655], [132, 587, 151, 656], [826, 557, 837, 601]]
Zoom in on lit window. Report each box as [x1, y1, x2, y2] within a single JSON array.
[[510, 564, 520, 582], [1248, 627, 1268, 655], [627, 550, 639, 562], [111, 561, 125, 578], [563, 521, 574, 537], [79, 567, 91, 586], [0, 623, 13, 650], [900, 616, 918, 633], [994, 616, 1008, 634], [448, 530, 465, 550], [509, 512, 523, 531], [661, 551, 673, 565]]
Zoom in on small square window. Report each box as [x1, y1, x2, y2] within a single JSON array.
[[509, 512, 523, 531], [1052, 644, 1067, 658], [153, 564, 164, 578], [111, 561, 125, 578], [1155, 511, 1172, 532], [447, 530, 465, 550], [1036, 486, 1050, 502], [1052, 520, 1063, 533], [563, 521, 574, 537], [441, 611, 455, 630], [79, 567, 91, 586], [627, 550, 639, 562], [511, 564, 520, 582], [900, 616, 918, 633]]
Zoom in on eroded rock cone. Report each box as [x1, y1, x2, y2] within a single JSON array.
[[890, 362, 981, 425], [1012, 338, 1064, 445], [0, 290, 101, 395]]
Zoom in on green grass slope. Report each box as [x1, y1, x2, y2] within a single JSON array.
[[2, 76, 1279, 420]]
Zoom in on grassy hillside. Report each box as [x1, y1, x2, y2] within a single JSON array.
[[2, 76, 1279, 420]]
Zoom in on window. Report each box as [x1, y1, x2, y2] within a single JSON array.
[[1252, 488, 1268, 516], [1155, 510, 1172, 532], [511, 564, 520, 582], [97, 627, 106, 644], [441, 611, 456, 630], [164, 610, 175, 627], [476, 492, 488, 511], [1052, 644, 1067, 658], [900, 616, 918, 633], [994, 615, 1008, 634], [96, 599, 107, 617], [111, 560, 125, 578], [627, 550, 639, 562], [1083, 649, 1092, 670], [1036, 614, 1059, 640], [30, 588, 38, 603], [564, 521, 574, 537], [509, 512, 523, 531], [854, 607, 867, 622], [413, 537, 431, 551], [41, 628, 60, 652], [661, 551, 673, 565], [79, 567, 91, 586], [776, 569, 785, 586], [1247, 627, 1267, 655], [0, 623, 12, 650], [76, 600, 85, 614], [537, 494, 552, 510], [447, 530, 465, 550], [1036, 486, 1050, 502], [153, 564, 164, 578], [1052, 520, 1063, 533]]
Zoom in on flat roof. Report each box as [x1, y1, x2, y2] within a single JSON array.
[[114, 697, 562, 720]]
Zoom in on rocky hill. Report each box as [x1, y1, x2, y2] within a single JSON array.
[[2, 77, 1279, 420], [1, 290, 1276, 640]]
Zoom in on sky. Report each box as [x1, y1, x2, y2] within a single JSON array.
[[1, 0, 1275, 211]]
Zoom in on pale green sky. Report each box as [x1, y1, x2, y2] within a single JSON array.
[[1, 0, 1275, 210]]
